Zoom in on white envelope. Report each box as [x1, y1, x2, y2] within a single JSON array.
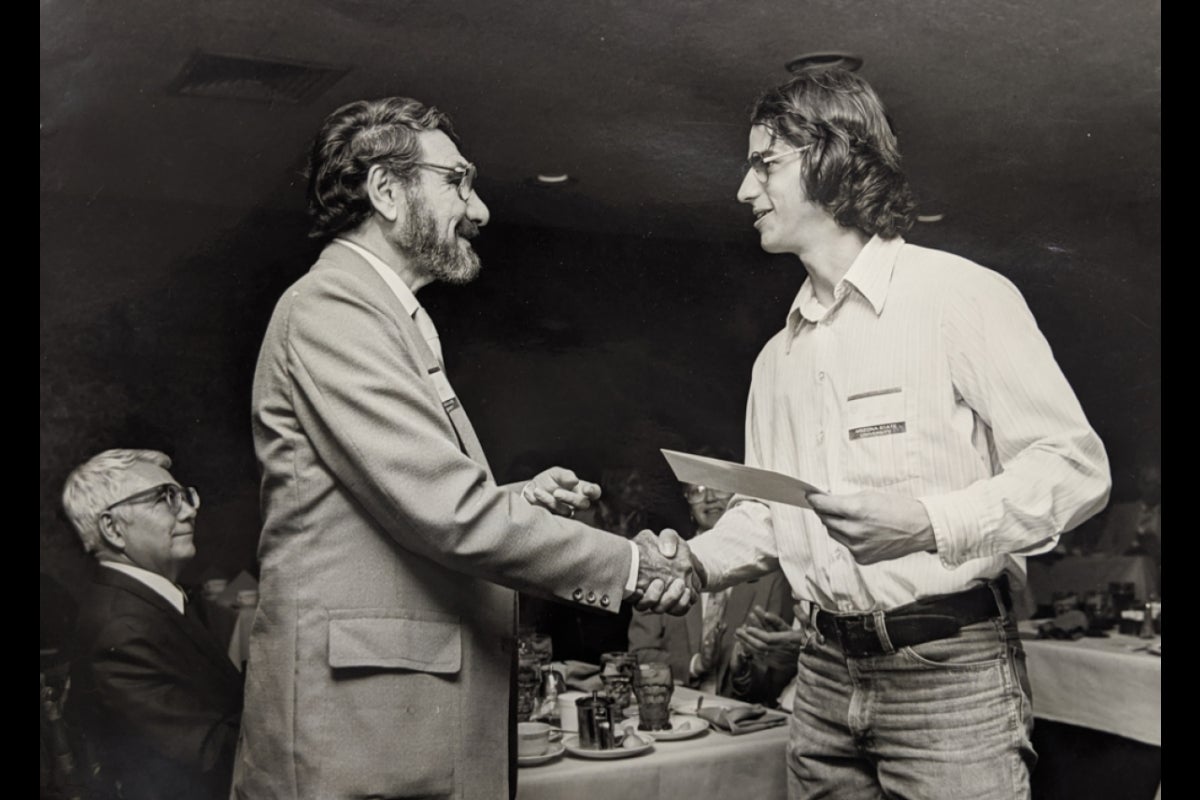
[[660, 449, 824, 510]]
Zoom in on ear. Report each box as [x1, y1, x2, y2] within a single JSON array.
[[365, 164, 405, 223], [97, 512, 126, 552]]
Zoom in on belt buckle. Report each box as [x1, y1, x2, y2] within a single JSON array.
[[836, 610, 894, 657], [834, 614, 874, 658]]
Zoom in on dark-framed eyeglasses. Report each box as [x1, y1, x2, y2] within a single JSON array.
[[105, 483, 200, 516], [683, 484, 734, 502], [413, 161, 477, 200], [743, 145, 812, 182]]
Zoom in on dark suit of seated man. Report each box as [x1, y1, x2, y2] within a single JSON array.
[[61, 448, 244, 800]]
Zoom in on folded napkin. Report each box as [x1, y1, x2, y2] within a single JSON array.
[[552, 660, 605, 692], [698, 703, 788, 735], [1036, 610, 1090, 640]]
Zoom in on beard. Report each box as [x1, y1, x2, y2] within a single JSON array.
[[387, 186, 482, 285]]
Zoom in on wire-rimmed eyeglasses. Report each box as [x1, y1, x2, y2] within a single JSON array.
[[414, 161, 477, 200], [743, 145, 812, 182], [683, 484, 734, 502], [105, 483, 201, 516]]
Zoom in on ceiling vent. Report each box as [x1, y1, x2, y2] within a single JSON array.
[[167, 51, 350, 105]]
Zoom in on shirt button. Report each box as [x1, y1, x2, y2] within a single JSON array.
[[817, 371, 826, 383], [816, 430, 825, 444], [586, 591, 597, 604], [572, 588, 584, 601], [600, 594, 611, 608]]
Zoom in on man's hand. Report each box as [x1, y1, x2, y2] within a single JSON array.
[[733, 606, 804, 671], [521, 467, 602, 517], [630, 529, 705, 616], [807, 491, 936, 565]]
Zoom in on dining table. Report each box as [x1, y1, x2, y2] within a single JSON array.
[[1019, 620, 1161, 800], [517, 685, 791, 800], [1018, 620, 1160, 747]]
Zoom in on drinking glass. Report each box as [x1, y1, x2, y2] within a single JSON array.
[[633, 661, 674, 731]]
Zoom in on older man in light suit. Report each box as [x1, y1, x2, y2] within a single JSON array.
[[234, 97, 700, 800]]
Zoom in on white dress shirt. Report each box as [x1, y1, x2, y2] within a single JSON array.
[[100, 561, 187, 614], [334, 238, 642, 592], [691, 235, 1111, 613]]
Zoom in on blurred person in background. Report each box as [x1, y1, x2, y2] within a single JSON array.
[[631, 446, 795, 704]]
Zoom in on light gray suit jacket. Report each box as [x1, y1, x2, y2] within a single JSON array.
[[233, 243, 632, 799]]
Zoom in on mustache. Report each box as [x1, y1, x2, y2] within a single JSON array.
[[456, 219, 480, 240]]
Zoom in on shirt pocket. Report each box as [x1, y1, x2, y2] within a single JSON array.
[[842, 386, 916, 487]]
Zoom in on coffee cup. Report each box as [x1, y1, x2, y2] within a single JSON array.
[[517, 721, 553, 757], [557, 691, 586, 732]]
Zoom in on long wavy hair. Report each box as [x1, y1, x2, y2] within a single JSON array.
[[305, 97, 457, 240], [750, 69, 916, 238]]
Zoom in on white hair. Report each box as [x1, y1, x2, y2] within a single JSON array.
[[61, 449, 172, 556]]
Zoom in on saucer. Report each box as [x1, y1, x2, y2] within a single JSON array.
[[622, 714, 709, 741], [562, 734, 654, 759], [518, 742, 565, 766]]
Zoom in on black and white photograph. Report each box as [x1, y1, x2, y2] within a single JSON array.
[[41, 2, 1160, 798]]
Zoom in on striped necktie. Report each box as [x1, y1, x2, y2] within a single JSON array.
[[413, 306, 445, 368]]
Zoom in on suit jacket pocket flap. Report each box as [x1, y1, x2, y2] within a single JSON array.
[[328, 613, 461, 673]]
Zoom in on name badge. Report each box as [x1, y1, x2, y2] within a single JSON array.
[[846, 386, 906, 440], [428, 367, 460, 413]]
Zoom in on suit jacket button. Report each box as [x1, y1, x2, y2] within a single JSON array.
[[600, 594, 610, 608], [573, 588, 584, 601], [586, 591, 596, 604]]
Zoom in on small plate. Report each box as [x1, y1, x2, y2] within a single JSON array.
[[562, 734, 654, 760], [518, 742, 565, 767], [622, 714, 709, 741]]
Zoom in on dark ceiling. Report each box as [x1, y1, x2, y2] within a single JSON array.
[[42, 0, 1160, 243]]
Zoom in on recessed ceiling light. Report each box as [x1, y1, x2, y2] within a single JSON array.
[[916, 213, 945, 223], [785, 51, 864, 74], [525, 173, 578, 188]]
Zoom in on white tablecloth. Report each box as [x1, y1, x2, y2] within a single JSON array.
[[1020, 621, 1161, 746], [517, 686, 790, 800]]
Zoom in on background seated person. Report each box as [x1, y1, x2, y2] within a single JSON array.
[[630, 467, 795, 702], [62, 449, 244, 800], [1096, 461, 1161, 565]]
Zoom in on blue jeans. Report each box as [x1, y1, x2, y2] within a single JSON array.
[[787, 610, 1035, 799]]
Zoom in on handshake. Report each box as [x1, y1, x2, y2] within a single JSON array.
[[629, 529, 707, 616], [519, 467, 706, 615]]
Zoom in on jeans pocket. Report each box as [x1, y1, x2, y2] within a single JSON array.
[[898, 620, 1006, 669]]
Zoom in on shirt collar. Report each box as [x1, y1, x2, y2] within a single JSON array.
[[334, 237, 422, 320], [100, 561, 187, 614], [787, 234, 904, 332]]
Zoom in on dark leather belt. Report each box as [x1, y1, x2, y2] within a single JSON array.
[[814, 576, 1011, 658]]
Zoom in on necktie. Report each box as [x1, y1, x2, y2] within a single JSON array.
[[413, 306, 445, 368]]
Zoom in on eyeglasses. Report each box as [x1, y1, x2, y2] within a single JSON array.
[[413, 161, 477, 200], [105, 483, 200, 516], [683, 485, 734, 502], [743, 145, 812, 182]]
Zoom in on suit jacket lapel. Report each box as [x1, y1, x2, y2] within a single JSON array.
[[319, 244, 494, 480], [94, 568, 241, 684]]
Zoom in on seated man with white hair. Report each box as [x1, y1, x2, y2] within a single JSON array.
[[62, 448, 244, 800]]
